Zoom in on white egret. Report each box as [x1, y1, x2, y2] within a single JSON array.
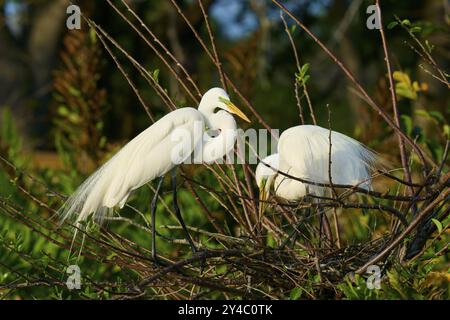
[[256, 125, 377, 214], [59, 87, 251, 262]]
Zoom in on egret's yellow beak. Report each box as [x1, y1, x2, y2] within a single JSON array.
[[258, 182, 269, 219], [219, 97, 251, 123]]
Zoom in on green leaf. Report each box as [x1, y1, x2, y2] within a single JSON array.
[[303, 75, 310, 84], [57, 106, 69, 117], [428, 111, 445, 124], [295, 63, 311, 87], [410, 26, 422, 34], [387, 21, 398, 29], [401, 115, 413, 136], [431, 218, 443, 233], [401, 19, 411, 26], [68, 86, 81, 97], [152, 69, 160, 83], [443, 124, 450, 139], [290, 287, 302, 300], [89, 27, 97, 44], [300, 63, 310, 75]]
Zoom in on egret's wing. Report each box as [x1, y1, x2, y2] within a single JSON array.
[[59, 108, 204, 224], [278, 125, 377, 192]]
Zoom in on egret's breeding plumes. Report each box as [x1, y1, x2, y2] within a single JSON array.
[[256, 125, 377, 213], [59, 87, 251, 260]]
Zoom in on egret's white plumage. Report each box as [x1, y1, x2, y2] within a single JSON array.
[[256, 125, 377, 203], [60, 88, 250, 225]]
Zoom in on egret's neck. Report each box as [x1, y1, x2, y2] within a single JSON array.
[[199, 111, 237, 164], [198, 99, 215, 128]]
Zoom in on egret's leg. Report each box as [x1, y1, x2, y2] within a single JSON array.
[[151, 176, 164, 264], [172, 168, 197, 253]]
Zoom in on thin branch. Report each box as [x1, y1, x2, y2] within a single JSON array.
[[271, 0, 435, 171]]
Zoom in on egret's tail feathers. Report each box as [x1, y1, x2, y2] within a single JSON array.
[[352, 141, 379, 190], [58, 162, 115, 226]]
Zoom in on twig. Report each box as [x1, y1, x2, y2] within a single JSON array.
[[356, 184, 450, 274], [376, 1, 414, 197], [279, 11, 316, 124]]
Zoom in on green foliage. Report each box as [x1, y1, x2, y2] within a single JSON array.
[[339, 259, 449, 300], [295, 63, 310, 88], [393, 71, 428, 100]]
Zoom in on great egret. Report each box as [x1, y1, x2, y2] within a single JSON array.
[[256, 125, 377, 214], [60, 87, 251, 262]]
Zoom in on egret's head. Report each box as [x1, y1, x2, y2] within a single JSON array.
[[200, 87, 251, 123], [255, 154, 279, 217]]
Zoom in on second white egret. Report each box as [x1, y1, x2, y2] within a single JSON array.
[[256, 125, 377, 213]]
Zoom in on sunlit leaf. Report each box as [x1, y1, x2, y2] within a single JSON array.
[[431, 219, 443, 233]]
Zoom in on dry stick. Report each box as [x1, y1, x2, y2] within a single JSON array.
[[183, 173, 224, 234], [95, 26, 155, 123], [169, 0, 274, 135], [242, 162, 259, 229], [436, 140, 449, 178], [138, 249, 244, 287], [6, 192, 140, 266], [356, 184, 450, 274], [294, 82, 305, 125], [326, 105, 339, 200], [198, 0, 226, 91], [313, 201, 408, 226], [208, 168, 253, 235], [118, 0, 202, 100], [395, 16, 449, 88], [0, 155, 66, 200], [89, 20, 177, 111], [332, 208, 341, 248], [259, 160, 432, 202], [402, 41, 448, 87], [0, 201, 102, 263], [326, 104, 339, 246], [105, 0, 198, 105], [280, 12, 304, 124], [80, 12, 177, 111], [280, 11, 316, 125], [197, 0, 256, 234], [235, 140, 259, 231], [185, 174, 309, 248], [377, 170, 427, 188], [230, 163, 254, 236], [186, 172, 409, 228], [417, 63, 449, 87], [390, 147, 449, 235], [376, 1, 415, 211], [244, 143, 306, 243], [271, 0, 435, 171], [202, 169, 246, 228]]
